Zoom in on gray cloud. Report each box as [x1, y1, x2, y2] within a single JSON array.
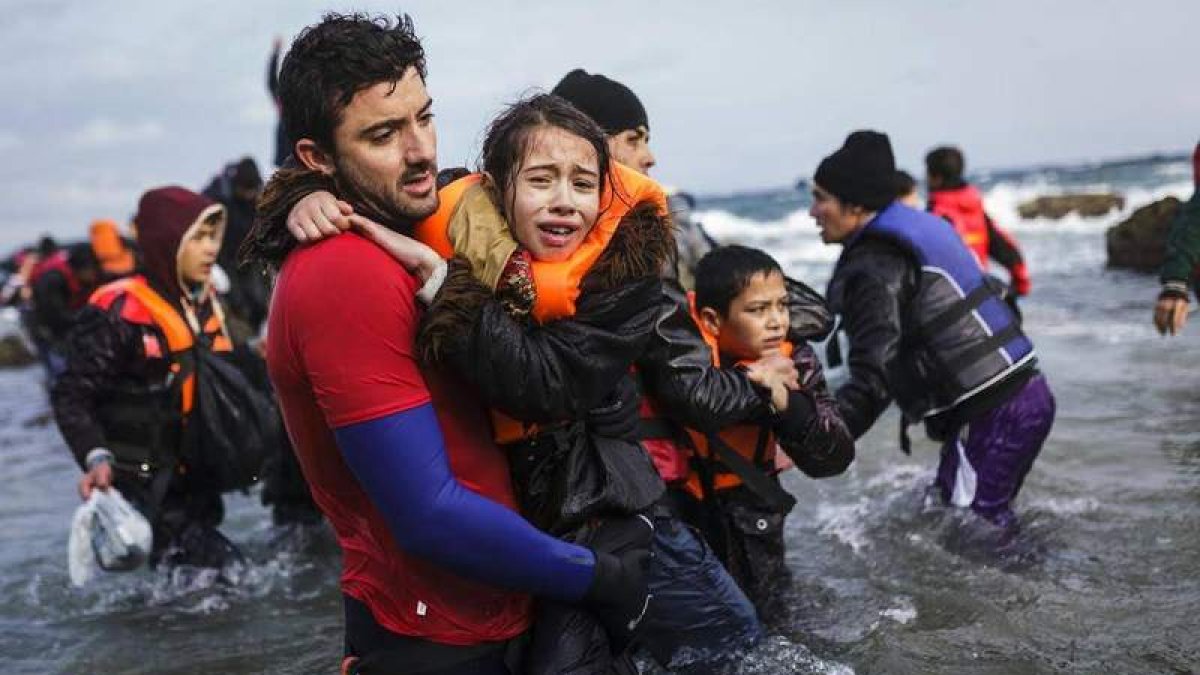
[[0, 0, 1196, 247]]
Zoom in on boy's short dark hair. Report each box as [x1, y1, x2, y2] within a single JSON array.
[[925, 146, 965, 184], [694, 245, 784, 315], [279, 13, 426, 152]]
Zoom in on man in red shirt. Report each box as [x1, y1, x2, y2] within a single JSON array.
[[242, 13, 648, 674]]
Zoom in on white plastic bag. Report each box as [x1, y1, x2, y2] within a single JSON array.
[[68, 488, 154, 587]]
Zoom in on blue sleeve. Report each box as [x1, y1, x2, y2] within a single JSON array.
[[334, 403, 595, 601]]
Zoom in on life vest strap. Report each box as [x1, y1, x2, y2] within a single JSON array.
[[701, 433, 796, 514], [919, 283, 992, 339], [945, 323, 1023, 373], [637, 418, 679, 441]]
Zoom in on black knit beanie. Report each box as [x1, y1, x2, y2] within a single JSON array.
[[551, 69, 648, 135], [814, 130, 897, 211]]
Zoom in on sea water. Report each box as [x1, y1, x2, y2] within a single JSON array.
[[2, 155, 1197, 673]]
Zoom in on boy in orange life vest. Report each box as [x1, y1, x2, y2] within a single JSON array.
[[674, 245, 854, 622], [926, 146, 1031, 298], [51, 186, 244, 569]]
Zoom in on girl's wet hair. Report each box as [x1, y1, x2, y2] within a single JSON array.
[[480, 93, 611, 214]]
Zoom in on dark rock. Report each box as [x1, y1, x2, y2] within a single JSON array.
[[1105, 197, 1182, 272], [0, 334, 36, 369], [1018, 193, 1125, 219]]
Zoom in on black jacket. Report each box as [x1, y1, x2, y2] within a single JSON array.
[[50, 284, 239, 475], [770, 342, 855, 478], [829, 238, 1033, 440], [419, 203, 673, 534]]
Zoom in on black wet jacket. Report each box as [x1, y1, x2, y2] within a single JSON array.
[[50, 284, 242, 473], [828, 238, 1033, 440], [419, 204, 673, 535]]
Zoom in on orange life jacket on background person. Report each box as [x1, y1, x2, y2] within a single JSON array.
[[415, 162, 669, 444], [89, 275, 232, 416], [90, 220, 137, 278], [928, 186, 990, 269]]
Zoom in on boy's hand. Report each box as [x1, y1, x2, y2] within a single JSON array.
[[350, 214, 442, 284], [287, 191, 353, 243], [78, 462, 112, 500]]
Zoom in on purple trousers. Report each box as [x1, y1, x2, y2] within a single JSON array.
[[935, 374, 1056, 527]]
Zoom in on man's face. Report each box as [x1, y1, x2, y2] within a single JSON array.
[[704, 270, 790, 362], [330, 67, 439, 223], [810, 184, 865, 245], [608, 126, 655, 175]]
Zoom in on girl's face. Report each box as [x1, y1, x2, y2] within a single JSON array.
[[506, 126, 601, 262]]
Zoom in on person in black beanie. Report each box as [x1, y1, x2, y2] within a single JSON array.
[[552, 69, 656, 174], [812, 130, 1055, 533]]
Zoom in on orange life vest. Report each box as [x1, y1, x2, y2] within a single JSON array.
[[414, 163, 668, 445], [414, 162, 667, 324], [89, 275, 232, 415], [928, 186, 990, 270], [679, 293, 791, 500]]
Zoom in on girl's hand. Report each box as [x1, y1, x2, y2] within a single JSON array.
[[287, 191, 353, 243], [350, 214, 442, 284]]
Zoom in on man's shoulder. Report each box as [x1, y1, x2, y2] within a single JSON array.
[[278, 233, 418, 292]]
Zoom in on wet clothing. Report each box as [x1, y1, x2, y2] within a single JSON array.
[[934, 373, 1055, 526], [928, 184, 1031, 296], [1159, 189, 1200, 301], [267, 232, 610, 647], [826, 203, 1038, 440], [638, 503, 763, 667], [342, 595, 520, 675], [417, 173, 673, 673], [51, 276, 239, 566], [658, 337, 852, 620], [827, 202, 1053, 521]]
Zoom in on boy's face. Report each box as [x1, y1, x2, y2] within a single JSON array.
[[703, 270, 790, 362], [177, 217, 223, 289]]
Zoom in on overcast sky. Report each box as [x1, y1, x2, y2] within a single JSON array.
[[1, 0, 1196, 247]]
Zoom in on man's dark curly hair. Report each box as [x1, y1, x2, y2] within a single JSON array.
[[279, 12, 427, 152], [239, 13, 427, 271]]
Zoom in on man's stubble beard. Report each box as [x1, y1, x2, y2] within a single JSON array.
[[332, 156, 439, 233]]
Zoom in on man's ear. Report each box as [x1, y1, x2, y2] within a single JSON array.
[[698, 306, 723, 339], [294, 138, 335, 175]]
